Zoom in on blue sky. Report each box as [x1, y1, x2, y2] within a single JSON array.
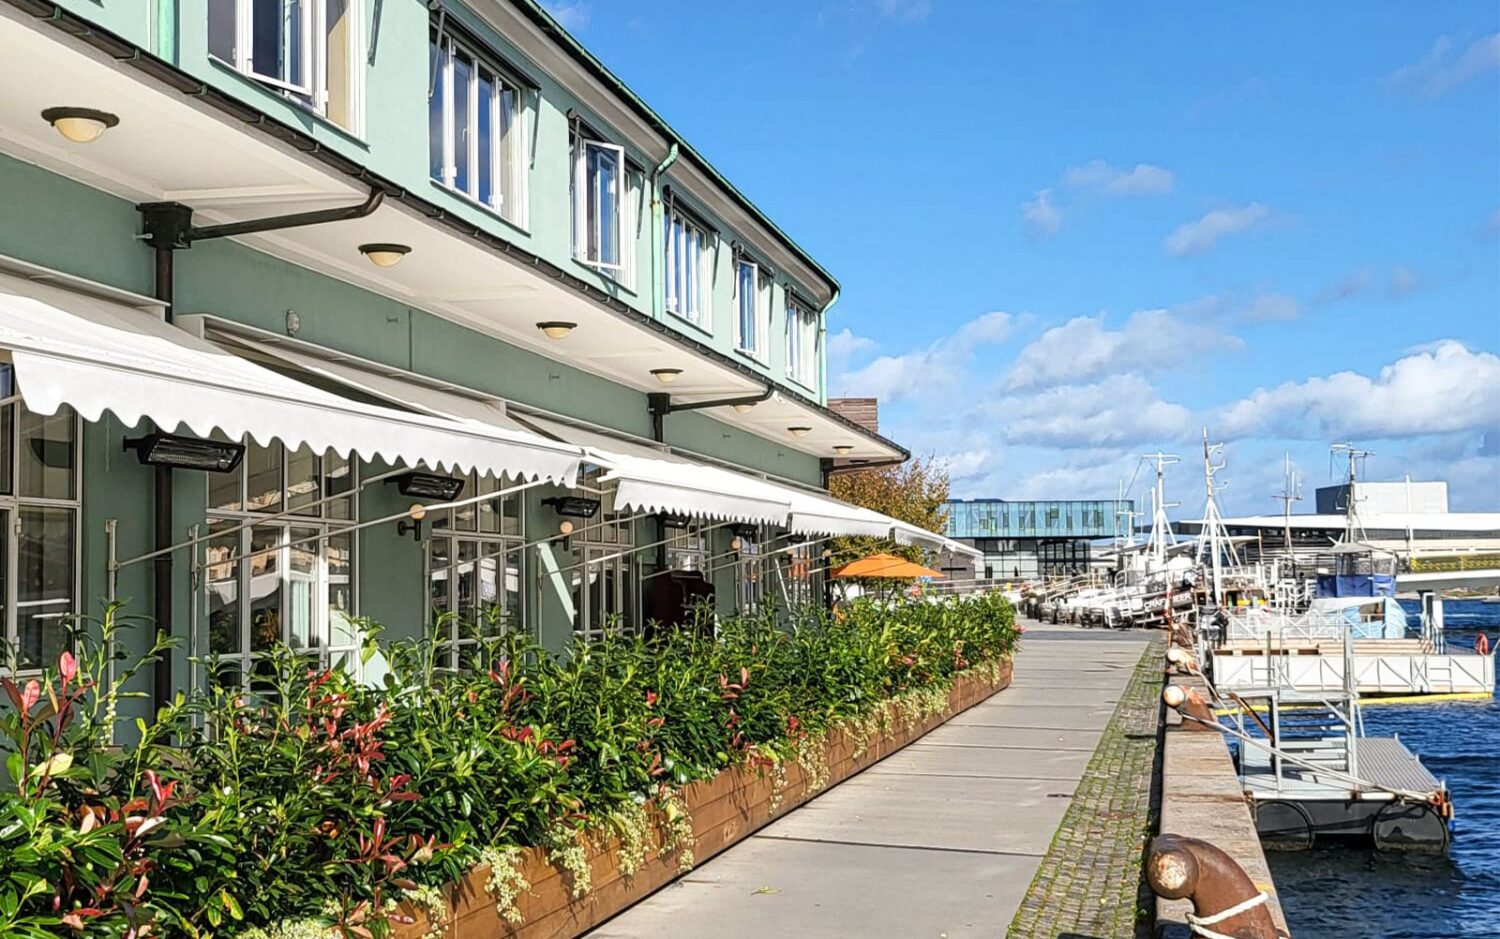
[[545, 1, 1500, 515]]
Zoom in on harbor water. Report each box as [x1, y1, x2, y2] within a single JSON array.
[[1267, 599, 1500, 939]]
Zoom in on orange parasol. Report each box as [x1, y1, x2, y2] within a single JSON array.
[[830, 552, 944, 580]]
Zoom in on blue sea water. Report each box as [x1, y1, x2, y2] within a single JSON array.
[[1266, 599, 1500, 939]]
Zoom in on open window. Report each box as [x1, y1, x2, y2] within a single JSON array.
[[208, 0, 364, 134], [572, 137, 628, 274]]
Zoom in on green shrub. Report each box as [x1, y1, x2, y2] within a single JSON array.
[[0, 592, 1017, 936]]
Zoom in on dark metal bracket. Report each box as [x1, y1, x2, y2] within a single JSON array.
[[138, 186, 385, 250]]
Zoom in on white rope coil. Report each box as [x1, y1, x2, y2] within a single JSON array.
[[1185, 890, 1268, 939]]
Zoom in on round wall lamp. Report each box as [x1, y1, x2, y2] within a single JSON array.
[[537, 321, 577, 340], [359, 243, 411, 268], [558, 519, 576, 536], [833, 445, 854, 455], [788, 426, 812, 438], [41, 107, 119, 144], [651, 368, 683, 385]]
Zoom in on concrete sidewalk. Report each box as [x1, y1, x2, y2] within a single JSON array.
[[586, 623, 1154, 939]]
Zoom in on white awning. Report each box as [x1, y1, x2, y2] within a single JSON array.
[[892, 520, 947, 552], [0, 272, 582, 486], [517, 415, 791, 526], [780, 488, 897, 538]]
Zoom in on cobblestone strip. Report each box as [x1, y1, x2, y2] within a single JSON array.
[[1007, 637, 1167, 939]]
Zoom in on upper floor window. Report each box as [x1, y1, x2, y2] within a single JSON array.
[[208, 0, 364, 134], [734, 259, 767, 358], [664, 208, 710, 329], [571, 131, 634, 282], [0, 395, 80, 675], [428, 28, 527, 225], [785, 297, 819, 388]]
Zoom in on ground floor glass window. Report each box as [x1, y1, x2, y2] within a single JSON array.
[[0, 395, 80, 674]]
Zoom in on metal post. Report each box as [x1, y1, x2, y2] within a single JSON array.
[[152, 244, 174, 714]]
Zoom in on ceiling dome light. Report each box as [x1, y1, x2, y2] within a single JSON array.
[[733, 402, 755, 413], [788, 426, 812, 438], [833, 445, 854, 455], [537, 321, 577, 340], [41, 107, 119, 143], [359, 243, 411, 268], [651, 368, 683, 385]]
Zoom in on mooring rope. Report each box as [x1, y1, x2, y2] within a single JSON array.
[[1185, 890, 1269, 939]]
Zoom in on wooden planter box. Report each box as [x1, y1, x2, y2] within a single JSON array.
[[395, 660, 1012, 939]]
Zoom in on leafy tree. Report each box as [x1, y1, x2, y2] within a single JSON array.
[[828, 455, 951, 565]]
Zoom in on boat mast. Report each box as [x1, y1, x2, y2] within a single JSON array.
[[1330, 442, 1373, 545], [1142, 451, 1180, 571], [1272, 452, 1302, 557], [1197, 429, 1233, 607]]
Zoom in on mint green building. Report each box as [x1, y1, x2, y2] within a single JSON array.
[[0, 0, 936, 706]]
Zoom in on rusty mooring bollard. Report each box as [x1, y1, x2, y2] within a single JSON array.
[[1162, 684, 1219, 732], [1148, 834, 1280, 939]]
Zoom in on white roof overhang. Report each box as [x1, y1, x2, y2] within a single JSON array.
[[0, 9, 901, 464], [0, 264, 582, 485]]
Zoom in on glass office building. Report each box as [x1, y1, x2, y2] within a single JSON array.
[[943, 499, 1134, 580]]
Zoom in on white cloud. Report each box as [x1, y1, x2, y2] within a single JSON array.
[[1216, 341, 1500, 441], [1314, 268, 1373, 305], [1387, 33, 1500, 98], [1062, 160, 1176, 197], [542, 2, 590, 31], [876, 0, 931, 22], [1005, 306, 1241, 391], [986, 375, 1194, 449], [1311, 265, 1422, 304], [826, 327, 878, 380], [837, 311, 1017, 402], [1388, 265, 1421, 298], [1163, 203, 1273, 256], [1239, 292, 1299, 322], [1020, 189, 1062, 238]]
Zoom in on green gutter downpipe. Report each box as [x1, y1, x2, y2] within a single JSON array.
[[818, 286, 838, 405], [649, 143, 680, 321]]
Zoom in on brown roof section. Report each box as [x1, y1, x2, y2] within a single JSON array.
[[828, 398, 879, 434]]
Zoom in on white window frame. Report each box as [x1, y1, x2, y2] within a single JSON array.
[[736, 528, 767, 614], [429, 28, 528, 225], [202, 443, 360, 684], [785, 298, 819, 388], [664, 208, 711, 330], [0, 398, 82, 677], [565, 481, 638, 642], [734, 259, 766, 357], [424, 470, 526, 667], [211, 0, 366, 135], [572, 135, 632, 280], [664, 518, 710, 572]]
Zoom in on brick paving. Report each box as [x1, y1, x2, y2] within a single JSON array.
[[1007, 636, 1167, 939]]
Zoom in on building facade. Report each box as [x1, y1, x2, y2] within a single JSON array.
[[1314, 479, 1450, 516], [944, 498, 1134, 581], [0, 1, 922, 710]]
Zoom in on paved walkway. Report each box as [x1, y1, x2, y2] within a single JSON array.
[[587, 622, 1155, 939]]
